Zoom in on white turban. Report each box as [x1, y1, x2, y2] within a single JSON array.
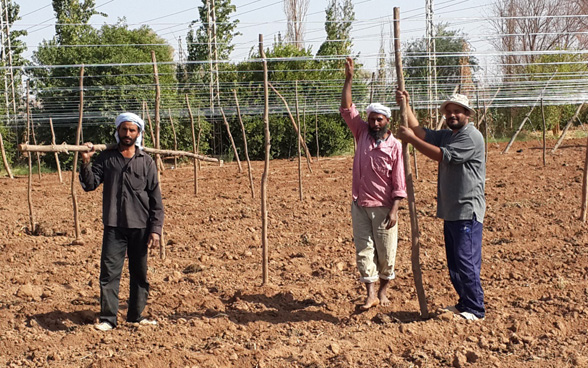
[[366, 103, 391, 119], [114, 112, 145, 149]]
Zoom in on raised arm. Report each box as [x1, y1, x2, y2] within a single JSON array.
[[341, 57, 354, 109]]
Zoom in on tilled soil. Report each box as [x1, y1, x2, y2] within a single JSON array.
[[1, 138, 588, 367]]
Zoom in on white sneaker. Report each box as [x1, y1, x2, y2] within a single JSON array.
[[459, 311, 483, 321], [441, 305, 460, 314], [95, 321, 114, 331], [138, 318, 157, 326]]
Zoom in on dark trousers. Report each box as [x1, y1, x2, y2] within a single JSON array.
[[100, 226, 150, 326], [443, 217, 485, 318]]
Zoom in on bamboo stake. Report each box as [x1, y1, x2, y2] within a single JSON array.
[[185, 94, 199, 196], [295, 81, 303, 201], [268, 81, 313, 173], [25, 79, 36, 233], [551, 103, 584, 153], [0, 130, 13, 178], [71, 66, 85, 245], [49, 117, 63, 183], [233, 89, 255, 199], [581, 136, 588, 222], [503, 72, 556, 154], [219, 107, 243, 173], [260, 34, 270, 285], [151, 50, 165, 260], [168, 108, 178, 169], [394, 7, 428, 318], [18, 143, 220, 163], [541, 98, 546, 167], [315, 101, 320, 162]]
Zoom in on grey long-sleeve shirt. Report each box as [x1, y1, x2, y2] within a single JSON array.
[[424, 123, 486, 223], [79, 147, 164, 234]]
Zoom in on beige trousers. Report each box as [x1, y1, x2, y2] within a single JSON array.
[[351, 201, 398, 283]]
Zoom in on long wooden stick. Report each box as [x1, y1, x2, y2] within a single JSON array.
[[71, 66, 85, 245], [233, 89, 255, 199], [0, 130, 13, 178], [25, 80, 35, 233], [315, 101, 320, 162], [30, 112, 41, 180], [394, 7, 428, 318], [49, 118, 63, 183], [260, 34, 270, 285], [151, 50, 165, 260], [268, 81, 313, 173], [295, 81, 303, 201], [581, 136, 588, 222], [168, 108, 178, 168], [220, 107, 243, 173], [551, 103, 584, 153], [18, 143, 220, 163], [541, 98, 547, 166], [185, 94, 199, 196]]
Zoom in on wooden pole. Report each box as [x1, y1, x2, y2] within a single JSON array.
[[483, 100, 489, 163], [185, 94, 199, 196], [143, 101, 156, 146], [168, 108, 178, 169], [233, 89, 255, 199], [581, 136, 588, 222], [541, 98, 546, 167], [30, 112, 41, 180], [411, 104, 419, 180], [552, 103, 584, 153], [0, 130, 13, 178], [295, 81, 303, 201], [25, 79, 36, 233], [196, 110, 203, 170], [71, 66, 85, 245], [503, 72, 556, 154], [315, 101, 320, 162], [260, 34, 270, 285], [49, 117, 63, 183], [268, 81, 313, 172], [219, 107, 243, 173], [18, 143, 219, 163], [394, 7, 428, 318], [151, 50, 165, 260]]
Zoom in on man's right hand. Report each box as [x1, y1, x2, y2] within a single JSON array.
[[81, 142, 95, 163], [345, 57, 354, 80]]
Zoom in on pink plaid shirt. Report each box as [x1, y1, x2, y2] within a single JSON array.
[[340, 104, 407, 207]]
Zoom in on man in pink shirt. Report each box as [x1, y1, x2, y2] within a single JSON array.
[[340, 57, 407, 310]]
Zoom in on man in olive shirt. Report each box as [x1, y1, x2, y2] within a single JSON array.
[[80, 112, 164, 331], [395, 91, 486, 321]]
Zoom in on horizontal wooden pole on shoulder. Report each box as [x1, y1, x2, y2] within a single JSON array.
[[18, 143, 221, 164]]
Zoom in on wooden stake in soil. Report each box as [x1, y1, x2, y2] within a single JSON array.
[[315, 101, 320, 162], [30, 111, 41, 180], [168, 108, 178, 168], [233, 89, 255, 199], [540, 98, 546, 167], [268, 82, 313, 173], [49, 117, 63, 183], [581, 136, 588, 222], [151, 50, 165, 260], [394, 7, 428, 318], [219, 107, 243, 173], [185, 94, 199, 196], [71, 66, 85, 245], [295, 81, 303, 201], [25, 80, 36, 233], [260, 34, 270, 285], [0, 130, 13, 178], [551, 103, 584, 153]]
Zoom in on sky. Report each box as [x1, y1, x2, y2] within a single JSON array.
[[12, 0, 497, 72]]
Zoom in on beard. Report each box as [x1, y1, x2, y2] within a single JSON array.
[[369, 125, 388, 141], [446, 117, 467, 130], [119, 136, 137, 147]]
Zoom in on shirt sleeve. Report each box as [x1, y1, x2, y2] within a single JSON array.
[[339, 103, 366, 139], [390, 140, 407, 199], [440, 133, 478, 164], [145, 157, 165, 235], [424, 128, 446, 147], [79, 154, 104, 191]]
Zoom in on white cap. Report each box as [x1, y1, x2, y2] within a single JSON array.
[[366, 103, 391, 118], [439, 94, 475, 115]]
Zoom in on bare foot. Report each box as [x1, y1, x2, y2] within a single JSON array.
[[360, 295, 380, 310], [379, 294, 390, 306], [378, 279, 391, 306]]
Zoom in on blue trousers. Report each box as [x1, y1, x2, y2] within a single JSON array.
[[99, 227, 150, 326], [443, 218, 485, 318]]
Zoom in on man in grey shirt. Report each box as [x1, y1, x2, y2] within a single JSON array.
[[80, 112, 164, 331], [395, 91, 486, 321]]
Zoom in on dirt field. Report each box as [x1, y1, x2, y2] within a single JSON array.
[[1, 137, 588, 368]]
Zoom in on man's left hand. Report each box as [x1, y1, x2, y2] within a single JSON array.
[[147, 233, 160, 248], [385, 209, 398, 229], [396, 125, 417, 143]]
